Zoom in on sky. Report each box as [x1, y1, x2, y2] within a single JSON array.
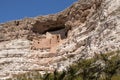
[[0, 0, 77, 23]]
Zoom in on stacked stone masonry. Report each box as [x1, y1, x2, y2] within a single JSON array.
[[31, 32, 61, 53]]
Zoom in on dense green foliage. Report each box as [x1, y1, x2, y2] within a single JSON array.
[[8, 51, 120, 80]]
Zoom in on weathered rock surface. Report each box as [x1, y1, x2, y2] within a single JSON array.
[[0, 0, 120, 79]]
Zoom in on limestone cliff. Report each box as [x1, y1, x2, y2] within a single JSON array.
[[0, 0, 120, 79]]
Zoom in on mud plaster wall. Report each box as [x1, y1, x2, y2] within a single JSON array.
[[31, 34, 61, 53]]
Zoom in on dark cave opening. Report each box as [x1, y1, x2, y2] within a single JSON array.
[[31, 20, 71, 40], [46, 25, 68, 39], [44, 25, 65, 32]]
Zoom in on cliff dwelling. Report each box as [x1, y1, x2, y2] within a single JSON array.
[[30, 21, 71, 53], [31, 32, 63, 53]]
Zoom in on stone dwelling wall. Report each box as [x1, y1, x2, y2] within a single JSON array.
[[32, 38, 51, 50], [31, 34, 61, 53]]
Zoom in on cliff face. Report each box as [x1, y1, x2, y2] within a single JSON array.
[[0, 0, 120, 79]]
